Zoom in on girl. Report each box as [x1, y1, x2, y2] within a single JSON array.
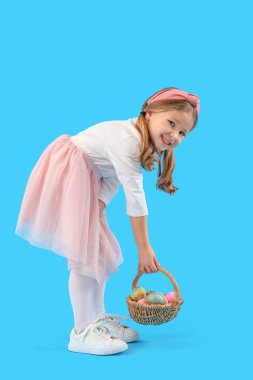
[[15, 87, 200, 356]]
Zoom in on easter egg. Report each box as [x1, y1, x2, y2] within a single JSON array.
[[165, 291, 175, 303], [145, 292, 166, 305], [130, 286, 146, 301], [137, 298, 149, 305], [156, 292, 165, 296]]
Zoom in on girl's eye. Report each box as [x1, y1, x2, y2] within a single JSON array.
[[168, 120, 185, 137]]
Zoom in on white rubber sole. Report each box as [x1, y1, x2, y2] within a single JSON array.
[[68, 343, 128, 355]]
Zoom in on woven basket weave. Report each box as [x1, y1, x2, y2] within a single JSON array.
[[126, 265, 184, 325]]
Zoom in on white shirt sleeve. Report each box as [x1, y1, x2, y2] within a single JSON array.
[[98, 176, 121, 206], [104, 135, 148, 217]]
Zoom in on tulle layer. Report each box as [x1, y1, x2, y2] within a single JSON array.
[[15, 134, 123, 285]]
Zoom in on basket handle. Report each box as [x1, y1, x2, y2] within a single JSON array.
[[132, 264, 181, 302]]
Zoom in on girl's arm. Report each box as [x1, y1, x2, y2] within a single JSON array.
[[130, 215, 160, 273], [98, 176, 121, 208], [105, 135, 148, 217], [130, 215, 150, 249]]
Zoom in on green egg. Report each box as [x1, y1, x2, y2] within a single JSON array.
[[144, 292, 166, 305]]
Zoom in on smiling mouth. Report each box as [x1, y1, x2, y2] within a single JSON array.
[[161, 135, 173, 146]]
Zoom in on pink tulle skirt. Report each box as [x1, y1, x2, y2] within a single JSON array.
[[15, 134, 123, 285]]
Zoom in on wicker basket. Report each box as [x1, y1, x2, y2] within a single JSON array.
[[126, 265, 184, 325]]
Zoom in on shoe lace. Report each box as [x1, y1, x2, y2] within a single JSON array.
[[78, 312, 130, 342], [93, 312, 129, 328], [80, 320, 113, 341]]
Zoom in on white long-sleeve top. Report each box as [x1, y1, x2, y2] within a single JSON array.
[[70, 116, 148, 217]]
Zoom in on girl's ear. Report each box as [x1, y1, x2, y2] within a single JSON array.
[[145, 111, 151, 123]]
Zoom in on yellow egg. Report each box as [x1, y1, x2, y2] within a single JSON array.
[[130, 286, 146, 301]]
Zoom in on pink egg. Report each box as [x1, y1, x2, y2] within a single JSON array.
[[165, 291, 175, 303], [137, 298, 146, 304]]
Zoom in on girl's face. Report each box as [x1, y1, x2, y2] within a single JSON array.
[[145, 110, 194, 151]]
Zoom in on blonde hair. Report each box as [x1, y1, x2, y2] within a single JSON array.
[[130, 87, 199, 195]]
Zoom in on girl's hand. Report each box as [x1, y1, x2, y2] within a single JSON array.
[[137, 245, 160, 274], [98, 199, 106, 214]]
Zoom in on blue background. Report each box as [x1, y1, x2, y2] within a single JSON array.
[[1, 0, 252, 378]]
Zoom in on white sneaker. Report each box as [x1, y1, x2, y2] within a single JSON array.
[[92, 312, 140, 343], [68, 316, 128, 355]]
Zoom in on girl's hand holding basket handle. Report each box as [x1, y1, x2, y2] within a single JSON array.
[[138, 244, 160, 274]]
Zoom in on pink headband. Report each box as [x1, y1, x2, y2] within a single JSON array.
[[147, 88, 200, 114]]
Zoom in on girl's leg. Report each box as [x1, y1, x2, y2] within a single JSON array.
[[68, 269, 106, 334]]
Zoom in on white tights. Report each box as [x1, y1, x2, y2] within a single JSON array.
[[68, 270, 106, 334]]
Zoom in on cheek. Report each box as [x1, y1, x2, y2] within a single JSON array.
[[157, 128, 163, 137], [150, 127, 161, 140]]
